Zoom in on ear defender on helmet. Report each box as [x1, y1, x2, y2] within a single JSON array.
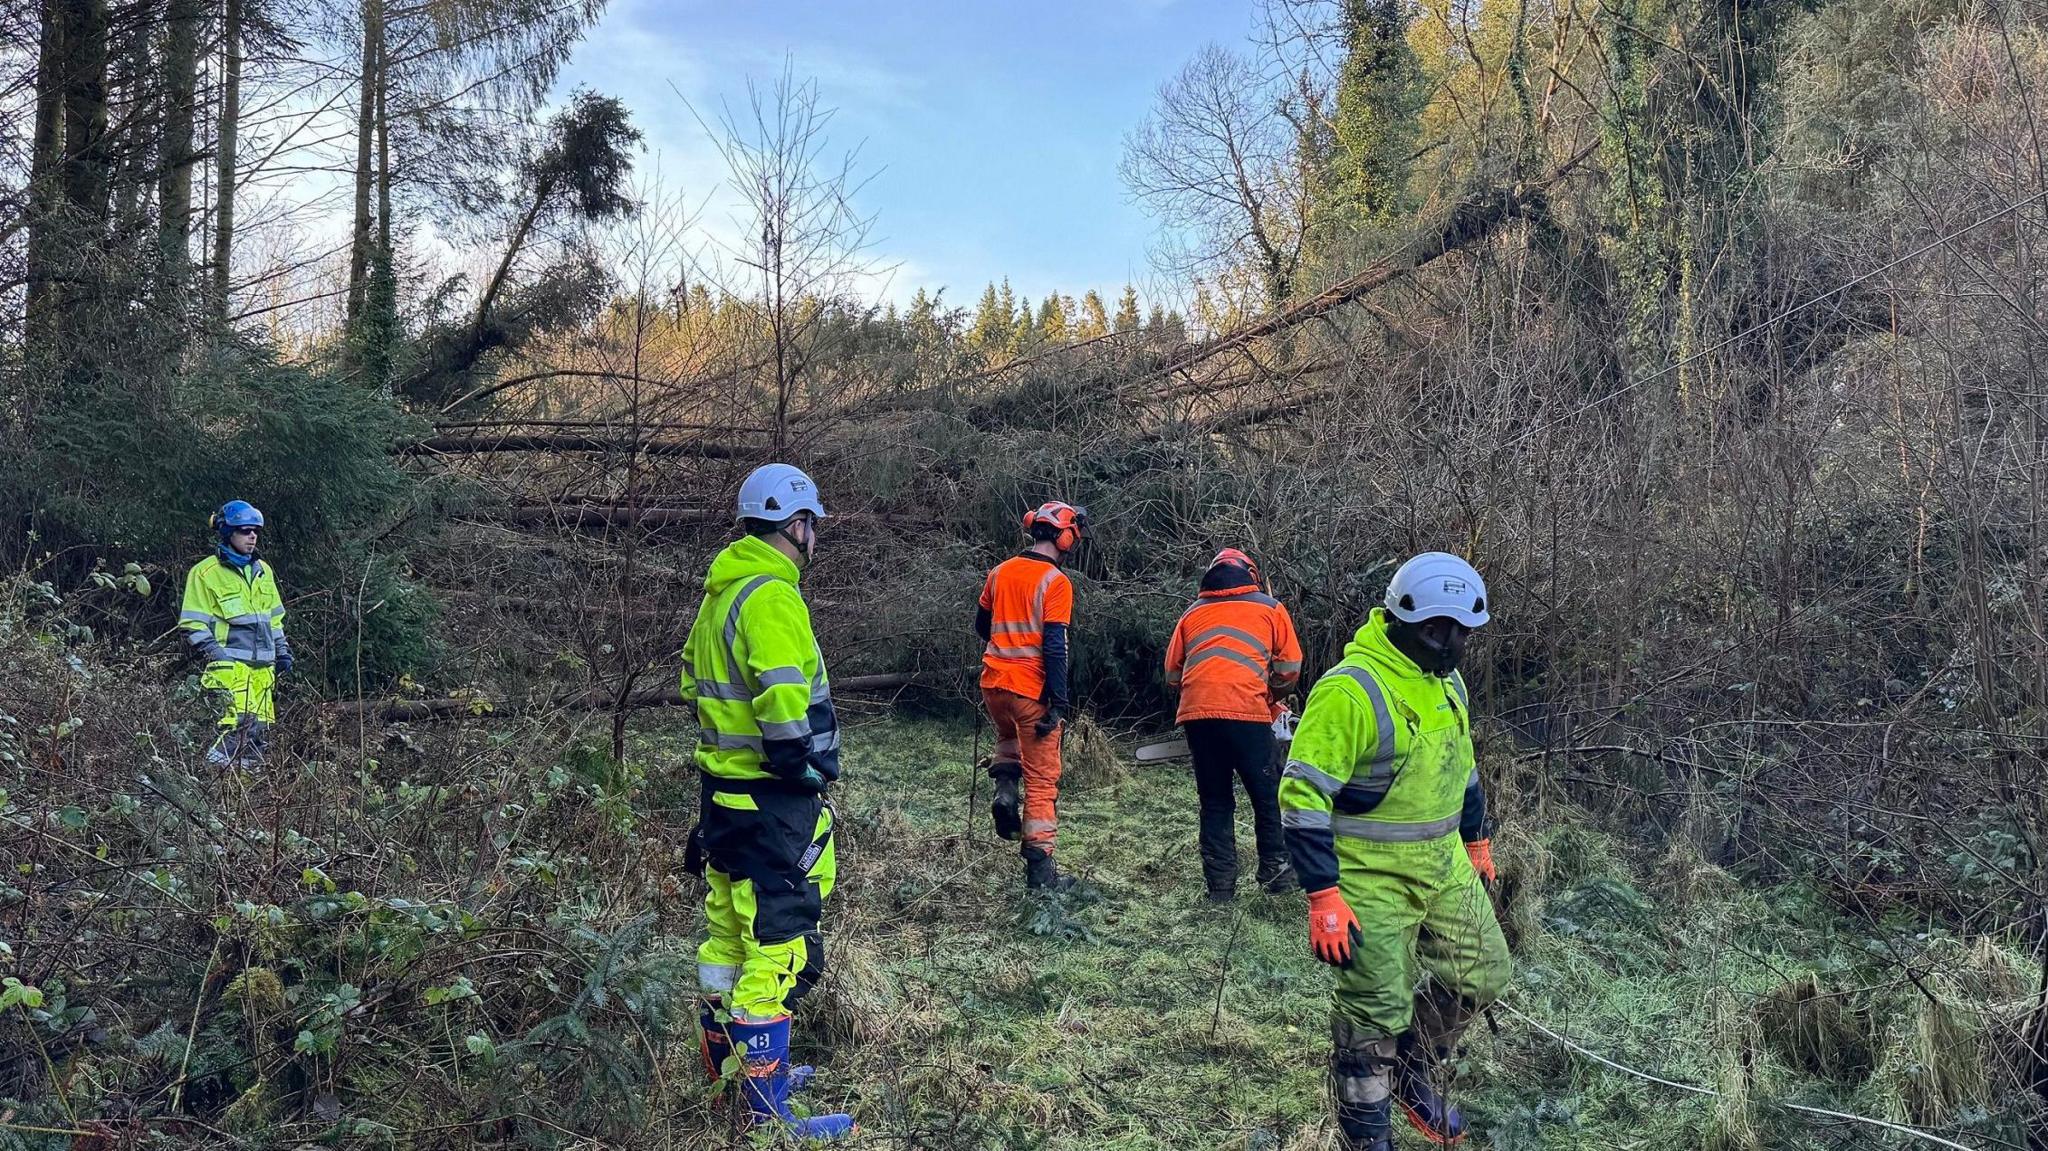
[[1025, 501, 1088, 553]]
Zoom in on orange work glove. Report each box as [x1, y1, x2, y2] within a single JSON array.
[[1465, 838, 1497, 885], [1306, 887, 1362, 968]]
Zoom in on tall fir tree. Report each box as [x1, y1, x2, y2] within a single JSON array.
[[1114, 285, 1142, 333], [1037, 293, 1068, 343], [968, 281, 1011, 352], [1077, 290, 1109, 339]]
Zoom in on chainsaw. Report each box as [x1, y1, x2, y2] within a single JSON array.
[[1134, 708, 1295, 763]]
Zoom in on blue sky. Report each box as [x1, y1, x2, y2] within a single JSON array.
[[556, 0, 1260, 310]]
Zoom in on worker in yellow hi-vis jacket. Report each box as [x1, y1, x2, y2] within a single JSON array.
[[178, 500, 291, 767], [682, 463, 853, 1141], [1279, 552, 1510, 1151]]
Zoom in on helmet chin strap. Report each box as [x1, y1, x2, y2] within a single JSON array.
[[776, 518, 814, 569]]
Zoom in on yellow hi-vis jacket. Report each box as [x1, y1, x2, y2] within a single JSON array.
[[1277, 608, 1487, 894], [179, 556, 288, 667], [679, 535, 840, 785]]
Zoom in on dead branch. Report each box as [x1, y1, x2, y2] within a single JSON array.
[[405, 434, 749, 459], [323, 670, 952, 722]]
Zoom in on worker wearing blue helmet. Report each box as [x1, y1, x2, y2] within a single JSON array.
[[177, 500, 291, 767]]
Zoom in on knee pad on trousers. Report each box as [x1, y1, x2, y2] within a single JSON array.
[[1331, 1017, 1398, 1105]]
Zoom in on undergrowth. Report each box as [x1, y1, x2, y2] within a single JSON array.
[[4, 585, 2040, 1149]]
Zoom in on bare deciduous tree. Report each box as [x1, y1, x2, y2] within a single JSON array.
[[704, 64, 884, 455], [1122, 42, 1310, 310]]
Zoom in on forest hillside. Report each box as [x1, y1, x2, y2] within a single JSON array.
[[4, 0, 2048, 1147]]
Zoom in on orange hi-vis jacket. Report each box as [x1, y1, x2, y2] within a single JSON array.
[[1165, 587, 1304, 724], [979, 554, 1073, 699]]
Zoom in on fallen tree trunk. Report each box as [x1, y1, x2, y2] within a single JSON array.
[[465, 504, 956, 532], [406, 434, 748, 460], [324, 670, 952, 723], [1134, 144, 1597, 393]]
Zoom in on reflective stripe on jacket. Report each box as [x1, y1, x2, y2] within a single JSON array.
[[179, 557, 286, 667], [680, 535, 839, 783], [1277, 608, 1485, 892], [978, 554, 1072, 699], [1164, 588, 1303, 723]]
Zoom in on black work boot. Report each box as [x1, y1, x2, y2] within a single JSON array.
[[1022, 845, 1075, 893], [1256, 855, 1298, 893], [989, 772, 1022, 841], [1199, 842, 1238, 903]]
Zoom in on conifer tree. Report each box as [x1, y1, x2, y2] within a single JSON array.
[[1114, 285, 1142, 333], [1077, 290, 1109, 339], [968, 281, 1010, 352], [1037, 293, 1068, 343]]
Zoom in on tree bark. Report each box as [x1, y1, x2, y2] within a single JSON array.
[[26, 0, 66, 350], [346, 0, 382, 327], [156, 0, 202, 319], [471, 173, 553, 345], [56, 0, 110, 361], [208, 0, 241, 325]]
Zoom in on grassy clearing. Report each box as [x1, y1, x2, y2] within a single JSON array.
[[658, 715, 2040, 1150]]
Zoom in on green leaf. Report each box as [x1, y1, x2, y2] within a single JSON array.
[[463, 1033, 496, 1059], [424, 975, 477, 1006], [3, 976, 47, 1011]]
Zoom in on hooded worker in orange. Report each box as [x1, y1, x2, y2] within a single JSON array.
[[975, 500, 1087, 892], [1165, 548, 1304, 900]]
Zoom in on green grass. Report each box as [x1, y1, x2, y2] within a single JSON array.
[[661, 716, 2039, 1150]]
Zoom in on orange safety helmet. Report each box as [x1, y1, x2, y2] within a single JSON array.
[[1023, 501, 1089, 553], [1207, 547, 1261, 586]]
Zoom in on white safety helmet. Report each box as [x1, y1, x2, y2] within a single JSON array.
[[1384, 552, 1490, 628], [735, 463, 827, 524]]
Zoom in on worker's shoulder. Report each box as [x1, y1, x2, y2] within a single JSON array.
[[1183, 590, 1282, 619], [1307, 659, 1385, 703], [735, 574, 810, 619], [991, 554, 1063, 587]]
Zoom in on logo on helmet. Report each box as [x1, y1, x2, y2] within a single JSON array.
[[1441, 578, 1468, 595]]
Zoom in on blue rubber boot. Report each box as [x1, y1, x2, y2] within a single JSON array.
[[1393, 1056, 1468, 1144], [728, 1016, 854, 1139], [700, 1001, 811, 1089]]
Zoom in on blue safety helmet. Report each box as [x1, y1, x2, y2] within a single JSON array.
[[211, 500, 265, 567]]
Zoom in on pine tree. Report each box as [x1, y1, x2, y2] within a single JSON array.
[[1114, 285, 1141, 333], [1077, 290, 1109, 340], [968, 281, 1010, 352], [1037, 293, 1068, 343], [1012, 295, 1038, 350]]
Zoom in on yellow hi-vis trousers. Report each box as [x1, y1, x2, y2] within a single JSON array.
[[695, 788, 837, 1021]]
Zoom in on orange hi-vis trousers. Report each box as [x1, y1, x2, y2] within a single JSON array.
[[983, 687, 1062, 852]]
